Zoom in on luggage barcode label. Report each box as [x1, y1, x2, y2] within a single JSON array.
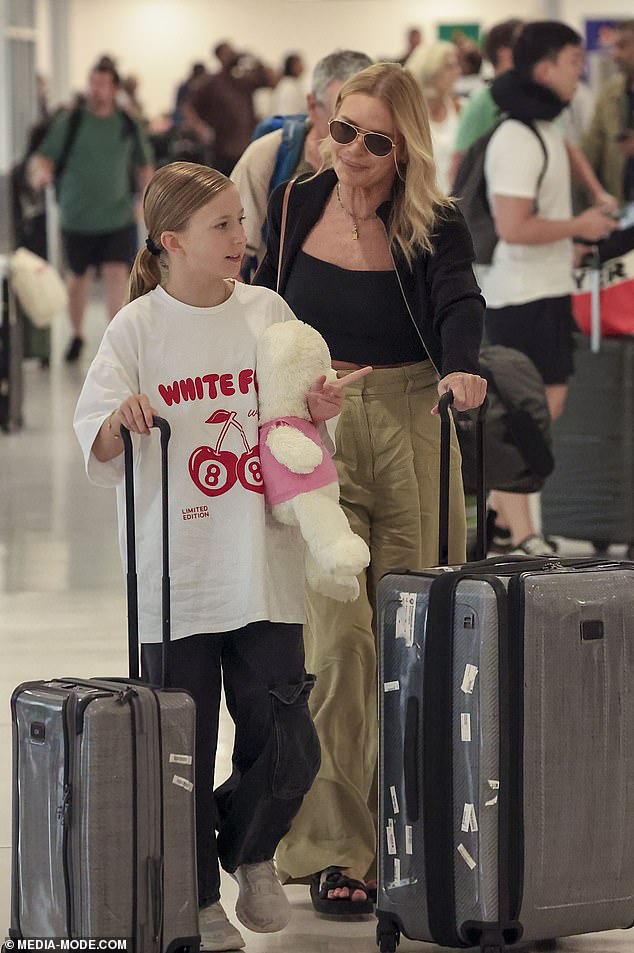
[[460, 713, 471, 742], [461, 803, 479, 832], [390, 786, 400, 814], [485, 779, 499, 807], [405, 825, 413, 855], [394, 858, 401, 883], [384, 680, 400, 693], [461, 664, 478, 694], [172, 775, 194, 793], [458, 843, 477, 870], [395, 592, 417, 646], [170, 753, 193, 765], [386, 819, 397, 855]]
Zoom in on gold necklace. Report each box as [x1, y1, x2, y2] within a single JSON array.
[[335, 182, 377, 240]]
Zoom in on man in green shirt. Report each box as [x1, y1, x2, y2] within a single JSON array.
[[30, 61, 154, 361]]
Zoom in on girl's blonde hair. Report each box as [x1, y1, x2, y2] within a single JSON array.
[[320, 62, 452, 264], [128, 161, 231, 302]]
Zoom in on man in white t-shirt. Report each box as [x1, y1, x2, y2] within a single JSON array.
[[480, 21, 617, 556]]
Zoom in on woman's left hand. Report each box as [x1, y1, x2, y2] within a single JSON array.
[[308, 366, 373, 423], [433, 371, 487, 414]]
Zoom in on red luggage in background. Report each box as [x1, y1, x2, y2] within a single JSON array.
[[573, 222, 634, 339]]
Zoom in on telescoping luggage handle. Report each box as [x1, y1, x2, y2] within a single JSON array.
[[437, 391, 487, 566], [120, 416, 171, 686]]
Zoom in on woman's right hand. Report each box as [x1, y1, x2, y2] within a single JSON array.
[[117, 394, 158, 435]]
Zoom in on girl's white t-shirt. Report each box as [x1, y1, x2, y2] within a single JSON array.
[[74, 282, 306, 642], [478, 118, 574, 308]]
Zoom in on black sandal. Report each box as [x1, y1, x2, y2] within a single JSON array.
[[309, 866, 375, 916]]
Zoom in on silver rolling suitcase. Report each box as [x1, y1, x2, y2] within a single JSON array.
[[376, 394, 634, 952], [10, 418, 200, 952]]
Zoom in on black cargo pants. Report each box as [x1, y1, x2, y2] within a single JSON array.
[[141, 620, 320, 906]]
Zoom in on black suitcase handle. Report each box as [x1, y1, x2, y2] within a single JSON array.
[[120, 416, 171, 686], [438, 391, 487, 565]]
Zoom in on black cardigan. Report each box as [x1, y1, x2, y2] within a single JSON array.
[[254, 169, 484, 377]]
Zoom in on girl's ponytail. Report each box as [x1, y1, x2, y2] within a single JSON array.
[[127, 245, 162, 303]]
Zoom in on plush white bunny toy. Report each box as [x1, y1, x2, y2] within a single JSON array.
[[257, 320, 370, 602]]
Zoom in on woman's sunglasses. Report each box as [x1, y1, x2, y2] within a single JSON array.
[[328, 119, 396, 158]]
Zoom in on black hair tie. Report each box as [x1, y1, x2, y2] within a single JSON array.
[[145, 236, 162, 256]]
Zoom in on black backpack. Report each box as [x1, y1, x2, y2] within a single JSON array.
[[455, 345, 554, 494], [453, 117, 548, 266]]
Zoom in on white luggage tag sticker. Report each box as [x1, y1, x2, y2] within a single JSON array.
[[458, 843, 477, 870], [170, 753, 193, 765], [460, 713, 472, 742], [461, 803, 479, 833], [172, 775, 194, 792], [394, 858, 401, 883], [384, 680, 400, 693], [405, 825, 413, 855], [386, 819, 397, 855], [485, 780, 499, 807], [395, 592, 417, 646], [390, 786, 400, 815], [461, 664, 478, 694]]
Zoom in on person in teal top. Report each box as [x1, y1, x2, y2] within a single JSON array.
[[30, 60, 154, 362], [449, 19, 522, 185]]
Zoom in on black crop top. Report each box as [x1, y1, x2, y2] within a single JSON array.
[[284, 251, 429, 365]]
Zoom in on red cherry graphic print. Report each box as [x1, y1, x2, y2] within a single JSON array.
[[229, 416, 264, 495], [188, 410, 238, 497]]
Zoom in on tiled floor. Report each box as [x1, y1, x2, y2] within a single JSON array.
[[1, 300, 633, 952]]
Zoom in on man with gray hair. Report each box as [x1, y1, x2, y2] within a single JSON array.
[[231, 49, 372, 271]]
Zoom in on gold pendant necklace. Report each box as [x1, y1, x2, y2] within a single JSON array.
[[335, 182, 376, 240]]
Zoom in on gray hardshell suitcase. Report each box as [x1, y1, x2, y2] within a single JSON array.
[[542, 335, 634, 557], [10, 418, 200, 952], [376, 394, 634, 953]]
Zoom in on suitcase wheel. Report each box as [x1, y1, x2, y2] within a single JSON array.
[[376, 918, 400, 953]]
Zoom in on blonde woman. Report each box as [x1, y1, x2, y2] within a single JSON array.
[[73, 161, 354, 951], [405, 40, 462, 193], [255, 62, 486, 915]]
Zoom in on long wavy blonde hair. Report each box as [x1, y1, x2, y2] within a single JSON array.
[[128, 162, 230, 302], [320, 62, 453, 264]]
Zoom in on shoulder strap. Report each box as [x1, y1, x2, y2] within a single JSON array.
[[509, 118, 548, 210], [277, 177, 296, 294], [55, 106, 84, 183]]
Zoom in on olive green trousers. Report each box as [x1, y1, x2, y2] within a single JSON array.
[[277, 361, 466, 881]]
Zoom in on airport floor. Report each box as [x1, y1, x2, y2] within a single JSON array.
[[1, 299, 633, 952]]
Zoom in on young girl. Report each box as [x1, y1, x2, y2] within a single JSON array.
[[73, 161, 357, 951]]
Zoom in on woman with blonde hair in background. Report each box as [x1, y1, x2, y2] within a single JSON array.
[[255, 62, 486, 917], [405, 40, 462, 193]]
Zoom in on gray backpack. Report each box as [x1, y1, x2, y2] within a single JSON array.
[[453, 117, 548, 265], [455, 345, 554, 493]]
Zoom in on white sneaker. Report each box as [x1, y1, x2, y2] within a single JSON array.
[[230, 859, 292, 933], [199, 901, 245, 951], [510, 534, 557, 557]]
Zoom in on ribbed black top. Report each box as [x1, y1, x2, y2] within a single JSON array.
[[284, 250, 429, 365]]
